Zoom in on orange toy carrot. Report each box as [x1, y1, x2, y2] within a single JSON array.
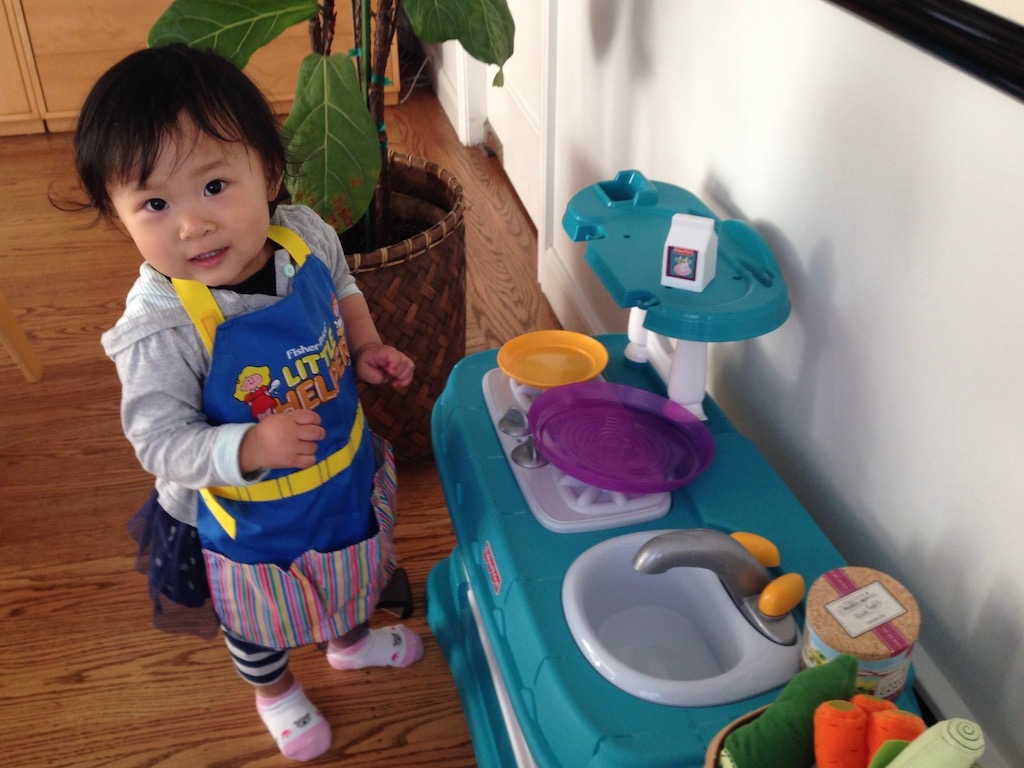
[[814, 699, 869, 768], [867, 709, 927, 762], [851, 694, 897, 717]]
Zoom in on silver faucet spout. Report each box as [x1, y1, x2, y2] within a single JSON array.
[[633, 528, 769, 602], [632, 528, 798, 645]]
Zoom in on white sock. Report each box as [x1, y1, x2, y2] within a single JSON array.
[[255, 682, 331, 761], [326, 625, 423, 670]]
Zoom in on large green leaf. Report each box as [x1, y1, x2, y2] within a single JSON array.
[[405, 0, 514, 84], [283, 53, 381, 233], [148, 0, 317, 68]]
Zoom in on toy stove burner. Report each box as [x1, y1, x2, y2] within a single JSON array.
[[481, 368, 670, 533]]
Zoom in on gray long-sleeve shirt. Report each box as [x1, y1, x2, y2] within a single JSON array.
[[101, 205, 361, 525]]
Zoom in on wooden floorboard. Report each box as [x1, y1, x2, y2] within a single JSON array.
[[0, 84, 558, 767]]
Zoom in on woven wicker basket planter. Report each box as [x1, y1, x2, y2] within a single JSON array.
[[346, 152, 466, 462]]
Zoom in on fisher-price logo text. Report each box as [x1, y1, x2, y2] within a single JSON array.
[[483, 541, 502, 595]]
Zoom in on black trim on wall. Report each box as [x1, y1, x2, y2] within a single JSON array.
[[825, 0, 1024, 101]]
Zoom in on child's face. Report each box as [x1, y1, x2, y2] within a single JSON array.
[[108, 121, 282, 286]]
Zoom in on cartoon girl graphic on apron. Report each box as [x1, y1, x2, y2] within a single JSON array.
[[234, 365, 280, 421], [173, 226, 397, 650]]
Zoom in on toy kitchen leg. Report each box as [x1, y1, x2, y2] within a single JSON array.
[[625, 306, 708, 420], [427, 549, 532, 768]]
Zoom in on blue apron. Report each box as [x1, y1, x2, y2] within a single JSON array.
[[173, 226, 397, 649]]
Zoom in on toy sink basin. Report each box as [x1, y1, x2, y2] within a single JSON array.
[[561, 530, 802, 707]]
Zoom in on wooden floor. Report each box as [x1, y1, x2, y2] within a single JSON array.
[[0, 84, 559, 767]]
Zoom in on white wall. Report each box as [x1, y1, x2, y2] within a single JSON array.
[[482, 0, 546, 226], [539, 1, 1023, 765], [425, 0, 548, 225]]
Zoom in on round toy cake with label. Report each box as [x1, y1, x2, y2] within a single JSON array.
[[802, 566, 920, 701]]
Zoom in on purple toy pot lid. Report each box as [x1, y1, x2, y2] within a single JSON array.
[[529, 381, 715, 493]]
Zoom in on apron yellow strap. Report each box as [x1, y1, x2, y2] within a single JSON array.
[[209, 406, 365, 504], [172, 226, 311, 354], [172, 225, 325, 539], [267, 225, 310, 265], [202, 408, 365, 539], [200, 489, 237, 539], [171, 278, 223, 355]]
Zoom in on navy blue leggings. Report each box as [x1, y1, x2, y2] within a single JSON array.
[[223, 629, 290, 686]]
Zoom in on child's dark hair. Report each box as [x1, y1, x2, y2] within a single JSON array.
[[74, 43, 288, 221]]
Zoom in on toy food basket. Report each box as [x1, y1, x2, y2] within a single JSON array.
[[704, 707, 767, 767]]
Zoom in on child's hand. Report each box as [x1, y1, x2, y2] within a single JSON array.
[[353, 342, 415, 389], [239, 410, 325, 472]]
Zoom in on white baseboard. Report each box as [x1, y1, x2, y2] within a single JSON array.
[[911, 645, 1008, 767], [423, 42, 486, 146]]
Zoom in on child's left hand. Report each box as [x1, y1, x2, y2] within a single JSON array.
[[353, 342, 414, 389]]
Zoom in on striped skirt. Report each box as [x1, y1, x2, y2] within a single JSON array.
[[203, 437, 398, 649]]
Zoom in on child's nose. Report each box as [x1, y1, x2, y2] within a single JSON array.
[[179, 210, 214, 240]]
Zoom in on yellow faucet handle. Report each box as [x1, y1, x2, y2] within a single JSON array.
[[758, 573, 806, 618], [730, 531, 781, 567]]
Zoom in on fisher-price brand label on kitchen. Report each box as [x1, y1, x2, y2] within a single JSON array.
[[483, 541, 502, 595]]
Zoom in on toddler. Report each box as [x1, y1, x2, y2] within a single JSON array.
[[77, 44, 423, 761]]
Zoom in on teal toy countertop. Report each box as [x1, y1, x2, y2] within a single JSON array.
[[562, 171, 790, 342], [427, 335, 914, 768]]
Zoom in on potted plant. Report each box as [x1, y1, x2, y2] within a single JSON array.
[[149, 0, 515, 460]]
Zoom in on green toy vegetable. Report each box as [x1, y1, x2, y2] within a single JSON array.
[[720, 654, 857, 768]]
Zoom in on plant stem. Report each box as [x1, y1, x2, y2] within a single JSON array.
[[309, 0, 335, 56], [370, 0, 398, 241], [323, 0, 336, 56], [360, 0, 371, 96]]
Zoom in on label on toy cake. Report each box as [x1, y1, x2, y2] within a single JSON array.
[[825, 580, 907, 639]]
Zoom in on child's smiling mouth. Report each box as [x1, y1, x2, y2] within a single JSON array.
[[191, 247, 226, 266]]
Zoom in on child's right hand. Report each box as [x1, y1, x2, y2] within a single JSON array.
[[239, 410, 325, 473]]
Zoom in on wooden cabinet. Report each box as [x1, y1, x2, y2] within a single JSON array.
[[1, 0, 43, 135], [1, 0, 399, 135]]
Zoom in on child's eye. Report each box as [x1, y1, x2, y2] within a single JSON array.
[[143, 198, 168, 212], [205, 180, 226, 196]]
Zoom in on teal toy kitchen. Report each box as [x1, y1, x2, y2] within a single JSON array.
[[425, 171, 921, 767]]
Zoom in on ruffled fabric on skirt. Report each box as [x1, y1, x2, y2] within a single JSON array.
[[127, 489, 219, 639]]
